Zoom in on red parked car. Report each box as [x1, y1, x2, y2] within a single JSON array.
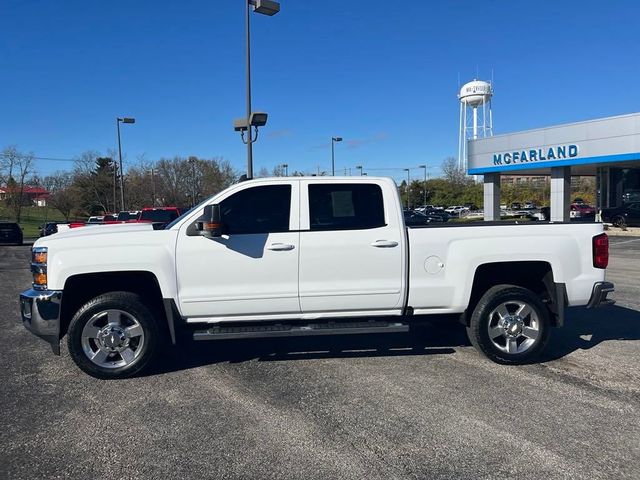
[[570, 203, 595, 219], [137, 207, 183, 227]]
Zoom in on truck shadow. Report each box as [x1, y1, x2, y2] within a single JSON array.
[[147, 320, 465, 377], [542, 304, 640, 361], [146, 305, 640, 376]]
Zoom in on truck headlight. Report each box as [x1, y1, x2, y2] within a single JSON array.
[[31, 247, 48, 289], [32, 249, 47, 264]]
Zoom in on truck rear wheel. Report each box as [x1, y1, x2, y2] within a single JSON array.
[[67, 292, 159, 379], [466, 284, 550, 364]]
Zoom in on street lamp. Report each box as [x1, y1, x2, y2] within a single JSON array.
[[282, 163, 288, 176], [240, 0, 280, 180], [188, 157, 198, 207], [404, 168, 411, 209], [331, 137, 342, 176], [419, 164, 427, 207], [116, 117, 135, 211], [356, 165, 363, 176]]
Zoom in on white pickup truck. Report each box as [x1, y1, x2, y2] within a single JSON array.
[[20, 177, 614, 379]]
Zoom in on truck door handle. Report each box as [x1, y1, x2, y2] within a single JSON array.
[[370, 240, 398, 248], [266, 243, 295, 251]]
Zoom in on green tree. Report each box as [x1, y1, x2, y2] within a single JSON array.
[[73, 153, 117, 214]]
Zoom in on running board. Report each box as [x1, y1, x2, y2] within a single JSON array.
[[193, 320, 409, 341]]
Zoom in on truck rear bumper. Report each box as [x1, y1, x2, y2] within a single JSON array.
[[586, 282, 615, 309], [19, 289, 62, 355]]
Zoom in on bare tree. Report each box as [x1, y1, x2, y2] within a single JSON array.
[[0, 145, 20, 186], [441, 156, 469, 187], [5, 149, 35, 222], [257, 167, 270, 178], [43, 171, 78, 221], [272, 165, 286, 177], [152, 156, 237, 207]]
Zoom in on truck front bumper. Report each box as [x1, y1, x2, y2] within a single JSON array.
[[19, 289, 63, 355], [586, 282, 615, 309]]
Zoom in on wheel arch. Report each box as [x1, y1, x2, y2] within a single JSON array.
[[60, 271, 176, 344], [462, 261, 566, 327]]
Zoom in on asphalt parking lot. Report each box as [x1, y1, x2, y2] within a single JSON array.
[[1, 237, 639, 480]]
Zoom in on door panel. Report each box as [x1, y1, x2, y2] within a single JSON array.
[[298, 181, 405, 313], [176, 182, 300, 319]]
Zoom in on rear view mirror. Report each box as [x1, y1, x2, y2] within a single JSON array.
[[199, 204, 223, 238]]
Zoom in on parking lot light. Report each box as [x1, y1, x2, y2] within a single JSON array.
[[116, 117, 136, 211], [241, 0, 281, 180], [331, 137, 342, 176]]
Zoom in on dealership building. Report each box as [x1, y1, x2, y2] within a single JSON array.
[[467, 112, 640, 221]]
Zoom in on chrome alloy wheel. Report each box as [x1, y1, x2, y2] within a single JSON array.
[[486, 300, 540, 354], [81, 309, 145, 369]]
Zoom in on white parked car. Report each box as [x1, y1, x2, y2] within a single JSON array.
[[445, 205, 465, 215]]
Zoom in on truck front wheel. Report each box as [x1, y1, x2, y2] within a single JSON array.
[[466, 284, 550, 364], [67, 292, 159, 379]]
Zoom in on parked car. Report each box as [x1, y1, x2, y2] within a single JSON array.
[[403, 210, 445, 226], [116, 211, 141, 222], [87, 216, 104, 224], [570, 203, 596, 219], [0, 222, 23, 245], [602, 202, 640, 227], [20, 177, 613, 379], [39, 222, 61, 237], [137, 207, 183, 227], [444, 205, 465, 215], [423, 208, 450, 222]]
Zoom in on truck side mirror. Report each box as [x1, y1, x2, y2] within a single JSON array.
[[198, 204, 223, 238]]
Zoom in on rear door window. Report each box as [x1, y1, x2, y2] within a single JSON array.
[[308, 183, 385, 231]]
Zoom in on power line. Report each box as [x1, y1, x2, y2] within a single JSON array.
[[0, 154, 77, 163]]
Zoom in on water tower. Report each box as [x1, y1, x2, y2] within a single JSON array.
[[458, 79, 493, 170]]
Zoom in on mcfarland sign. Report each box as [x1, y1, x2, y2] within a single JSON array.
[[493, 144, 579, 166]]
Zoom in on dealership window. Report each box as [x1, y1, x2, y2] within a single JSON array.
[[308, 183, 385, 230]]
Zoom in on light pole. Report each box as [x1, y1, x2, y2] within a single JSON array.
[[356, 165, 363, 176], [188, 157, 197, 207], [116, 117, 135, 211], [331, 137, 342, 176], [150, 167, 156, 207], [243, 0, 280, 179], [419, 164, 427, 207], [404, 168, 411, 209], [282, 163, 288, 176]]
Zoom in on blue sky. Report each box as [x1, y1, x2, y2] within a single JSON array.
[[2, 0, 639, 184]]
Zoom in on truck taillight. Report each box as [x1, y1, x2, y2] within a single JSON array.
[[593, 233, 609, 269]]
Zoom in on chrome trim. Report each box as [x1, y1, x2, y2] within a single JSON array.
[[31, 263, 47, 273], [19, 289, 63, 355]]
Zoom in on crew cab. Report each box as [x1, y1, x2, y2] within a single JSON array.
[[19, 177, 614, 379]]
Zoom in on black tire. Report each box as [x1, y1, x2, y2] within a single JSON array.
[[612, 216, 626, 228], [466, 284, 550, 364], [67, 292, 160, 379]]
